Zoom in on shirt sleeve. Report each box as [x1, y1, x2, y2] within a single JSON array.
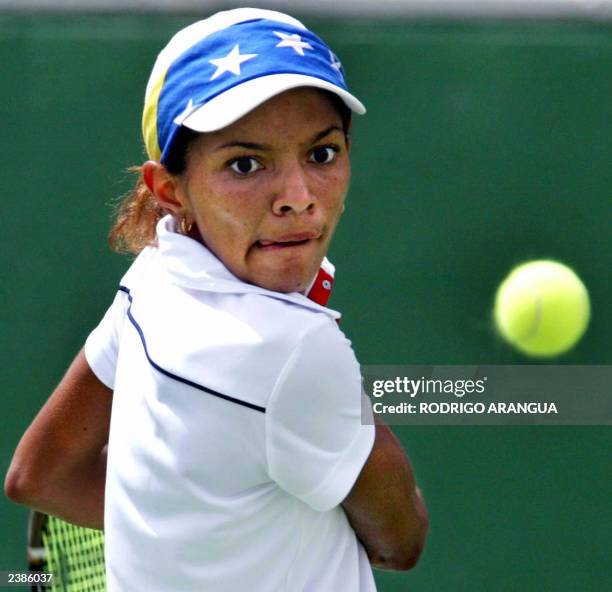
[[84, 288, 129, 390], [265, 319, 375, 512]]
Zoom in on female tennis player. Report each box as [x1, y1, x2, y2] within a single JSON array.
[[6, 8, 428, 591]]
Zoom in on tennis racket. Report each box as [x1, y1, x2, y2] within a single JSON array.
[[27, 510, 106, 591]]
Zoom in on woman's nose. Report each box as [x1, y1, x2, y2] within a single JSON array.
[[272, 164, 316, 215]]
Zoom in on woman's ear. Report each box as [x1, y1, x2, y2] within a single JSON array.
[[142, 160, 186, 216]]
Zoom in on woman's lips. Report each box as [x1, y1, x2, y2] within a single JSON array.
[[256, 233, 320, 249]]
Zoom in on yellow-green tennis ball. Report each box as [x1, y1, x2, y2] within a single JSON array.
[[494, 260, 590, 357]]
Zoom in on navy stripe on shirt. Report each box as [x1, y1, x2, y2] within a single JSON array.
[[118, 285, 266, 413]]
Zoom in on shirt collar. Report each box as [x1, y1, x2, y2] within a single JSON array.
[[155, 215, 341, 320]]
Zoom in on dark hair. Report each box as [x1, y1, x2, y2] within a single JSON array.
[[323, 90, 352, 141], [108, 90, 353, 254], [162, 126, 203, 176]]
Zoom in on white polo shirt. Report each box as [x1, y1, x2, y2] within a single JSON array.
[[85, 216, 376, 592]]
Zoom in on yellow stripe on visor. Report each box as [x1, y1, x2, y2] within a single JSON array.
[[142, 73, 167, 161]]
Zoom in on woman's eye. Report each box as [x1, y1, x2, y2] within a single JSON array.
[[229, 157, 262, 175], [309, 146, 338, 165]]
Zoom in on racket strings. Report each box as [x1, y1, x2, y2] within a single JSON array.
[[42, 516, 106, 591]]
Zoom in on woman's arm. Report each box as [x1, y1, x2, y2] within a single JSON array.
[[342, 416, 429, 571], [5, 349, 112, 530]]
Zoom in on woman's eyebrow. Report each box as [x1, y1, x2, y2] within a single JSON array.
[[309, 125, 344, 145], [215, 140, 271, 152], [215, 125, 344, 153]]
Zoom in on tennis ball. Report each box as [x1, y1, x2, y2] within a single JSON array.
[[494, 260, 590, 357]]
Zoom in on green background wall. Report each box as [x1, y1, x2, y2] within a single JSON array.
[[1, 14, 610, 590]]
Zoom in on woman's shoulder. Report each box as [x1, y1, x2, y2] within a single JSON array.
[[115, 265, 352, 409]]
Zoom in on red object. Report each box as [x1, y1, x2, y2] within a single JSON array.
[[306, 266, 334, 307]]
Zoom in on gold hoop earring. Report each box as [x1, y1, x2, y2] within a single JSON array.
[[180, 217, 193, 235]]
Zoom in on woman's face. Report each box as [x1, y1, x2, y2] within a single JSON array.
[[177, 87, 350, 293]]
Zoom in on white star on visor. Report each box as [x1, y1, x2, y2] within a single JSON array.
[[173, 98, 195, 125], [274, 31, 313, 56], [329, 50, 342, 72], [209, 44, 257, 81]]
